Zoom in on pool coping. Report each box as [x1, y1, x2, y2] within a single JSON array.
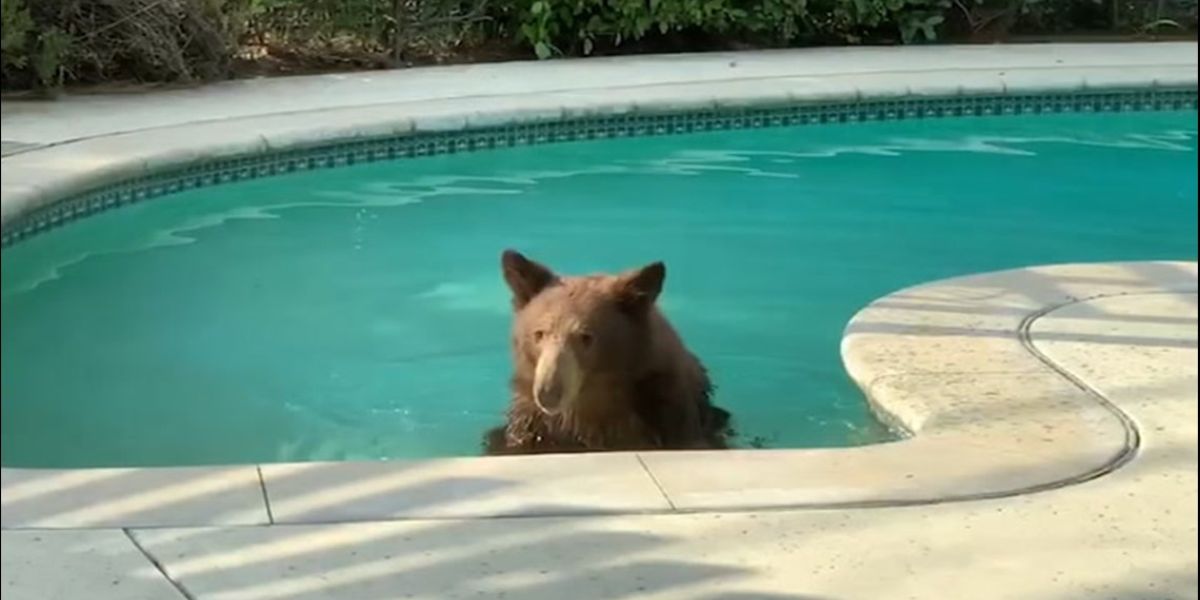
[[1, 43, 1198, 529]]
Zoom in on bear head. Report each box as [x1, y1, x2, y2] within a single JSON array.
[[500, 249, 665, 417]]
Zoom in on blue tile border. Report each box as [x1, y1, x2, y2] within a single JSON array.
[[2, 88, 1197, 248]]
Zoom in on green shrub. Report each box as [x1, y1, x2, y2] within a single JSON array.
[[821, 0, 952, 44], [506, 0, 961, 58], [511, 0, 731, 58], [1015, 0, 1196, 33], [1, 0, 35, 69], [2, 0, 245, 91], [242, 0, 489, 64], [2, 0, 1195, 91], [2, 0, 71, 90], [243, 0, 393, 51]]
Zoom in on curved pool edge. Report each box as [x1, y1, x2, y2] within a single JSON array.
[[1, 43, 1197, 234], [3, 260, 1195, 529]]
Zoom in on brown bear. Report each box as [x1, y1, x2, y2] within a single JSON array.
[[483, 249, 732, 455]]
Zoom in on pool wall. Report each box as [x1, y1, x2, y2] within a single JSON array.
[[1, 43, 1197, 528]]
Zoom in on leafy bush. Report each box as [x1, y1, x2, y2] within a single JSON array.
[[1, 0, 34, 68], [242, 0, 489, 64], [243, 0, 393, 51], [2, 0, 245, 91], [822, 0, 952, 44], [511, 0, 732, 58], [1, 0, 1195, 91], [1016, 0, 1197, 33], [506, 0, 960, 58], [505, 0, 1199, 59], [2, 0, 70, 90]]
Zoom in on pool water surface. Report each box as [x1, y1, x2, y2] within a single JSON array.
[[2, 110, 1196, 467]]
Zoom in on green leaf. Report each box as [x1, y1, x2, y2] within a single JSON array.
[[534, 41, 552, 59]]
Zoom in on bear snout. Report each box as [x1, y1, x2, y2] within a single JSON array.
[[532, 342, 582, 415], [534, 379, 565, 414]]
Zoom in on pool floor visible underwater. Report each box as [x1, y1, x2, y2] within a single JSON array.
[[2, 110, 1197, 467]]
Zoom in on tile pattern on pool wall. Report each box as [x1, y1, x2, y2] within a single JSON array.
[[2, 88, 1197, 248]]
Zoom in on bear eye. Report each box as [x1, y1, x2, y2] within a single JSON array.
[[532, 330, 546, 343], [578, 332, 594, 347]]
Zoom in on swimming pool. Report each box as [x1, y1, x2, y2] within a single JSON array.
[[2, 104, 1196, 468]]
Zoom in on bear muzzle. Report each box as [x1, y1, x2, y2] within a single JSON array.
[[532, 341, 582, 416]]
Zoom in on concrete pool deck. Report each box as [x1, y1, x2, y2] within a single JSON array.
[[2, 43, 1198, 598]]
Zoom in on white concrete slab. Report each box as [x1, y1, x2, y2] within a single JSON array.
[[1, 466, 269, 528], [2, 529, 184, 600], [260, 453, 671, 522]]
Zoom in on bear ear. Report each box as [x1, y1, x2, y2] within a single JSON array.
[[501, 249, 558, 309], [615, 261, 666, 313]]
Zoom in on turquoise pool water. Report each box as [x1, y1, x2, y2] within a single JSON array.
[[2, 110, 1196, 468]]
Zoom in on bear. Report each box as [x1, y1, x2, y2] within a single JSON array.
[[483, 249, 733, 455]]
